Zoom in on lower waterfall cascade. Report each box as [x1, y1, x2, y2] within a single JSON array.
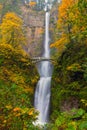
[[34, 9, 53, 125]]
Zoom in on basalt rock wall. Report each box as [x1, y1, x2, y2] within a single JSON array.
[[21, 6, 45, 56], [21, 5, 58, 57]]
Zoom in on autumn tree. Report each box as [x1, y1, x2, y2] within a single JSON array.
[[0, 12, 26, 48], [50, 1, 87, 129], [71, 0, 87, 43], [0, 9, 38, 130], [51, 0, 87, 54], [50, 0, 78, 54], [0, 43, 38, 130]]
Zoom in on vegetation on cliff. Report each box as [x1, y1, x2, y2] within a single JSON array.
[[0, 1, 39, 130], [50, 0, 87, 129]]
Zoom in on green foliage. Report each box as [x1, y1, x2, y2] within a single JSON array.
[[0, 42, 39, 129], [0, 0, 21, 17], [51, 39, 87, 111], [0, 81, 35, 129], [51, 1, 87, 128], [82, 58, 87, 82], [48, 108, 87, 130]]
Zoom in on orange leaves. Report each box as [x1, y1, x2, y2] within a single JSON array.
[[58, 0, 74, 21], [58, 0, 79, 28], [13, 107, 21, 112], [13, 107, 35, 117], [58, 0, 79, 31], [29, 1, 36, 7], [28, 108, 34, 116]]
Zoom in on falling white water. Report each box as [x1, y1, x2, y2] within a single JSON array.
[[44, 12, 50, 58], [34, 2, 53, 126]]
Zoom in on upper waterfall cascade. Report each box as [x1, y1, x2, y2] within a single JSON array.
[[34, 0, 53, 125]]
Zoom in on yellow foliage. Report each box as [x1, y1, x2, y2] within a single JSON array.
[[3, 12, 22, 23], [81, 99, 87, 107], [58, 0, 87, 42], [3, 120, 7, 124], [51, 1, 79, 53], [0, 66, 23, 84], [15, 113, 21, 117], [0, 4, 3, 11], [57, 0, 78, 32], [0, 12, 26, 46], [28, 108, 34, 116], [53, 0, 86, 55], [50, 34, 69, 54], [24, 88, 33, 94], [0, 43, 26, 59], [23, 128, 27, 130], [58, 0, 74, 21], [69, 121, 77, 129], [6, 105, 12, 110], [13, 107, 35, 117], [0, 43, 14, 51], [21, 108, 29, 114], [29, 1, 36, 7], [67, 63, 81, 71]]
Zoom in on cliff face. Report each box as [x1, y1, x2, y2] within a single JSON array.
[[21, 5, 58, 57], [21, 6, 45, 57]]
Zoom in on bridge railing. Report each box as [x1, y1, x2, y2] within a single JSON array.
[[31, 57, 55, 63]]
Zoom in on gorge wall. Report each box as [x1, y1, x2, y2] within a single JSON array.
[[21, 4, 58, 57], [21, 6, 45, 57]]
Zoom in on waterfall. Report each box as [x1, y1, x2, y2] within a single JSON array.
[[34, 3, 53, 126]]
